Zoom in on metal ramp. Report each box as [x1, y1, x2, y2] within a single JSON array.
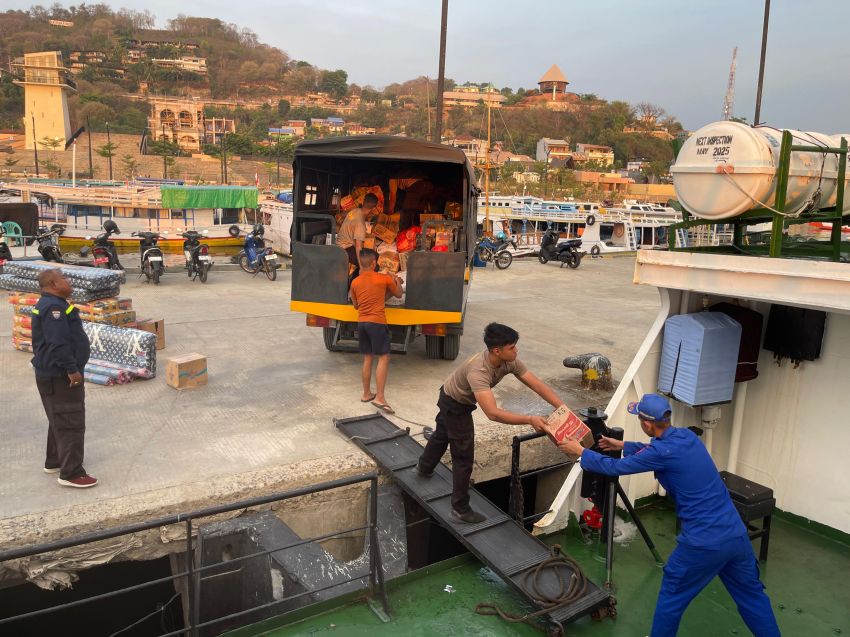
[[335, 413, 612, 631]]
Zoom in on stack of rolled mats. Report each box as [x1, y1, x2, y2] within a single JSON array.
[[0, 261, 123, 302]]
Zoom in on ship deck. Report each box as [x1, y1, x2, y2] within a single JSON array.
[[226, 499, 850, 637]]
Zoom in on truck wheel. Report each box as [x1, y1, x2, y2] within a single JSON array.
[[442, 334, 460, 360], [323, 327, 338, 352], [425, 335, 443, 359]]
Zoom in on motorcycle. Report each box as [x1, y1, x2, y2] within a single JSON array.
[[238, 224, 277, 281], [34, 226, 63, 262], [537, 227, 583, 269], [181, 229, 212, 283], [475, 235, 514, 269], [88, 220, 123, 270], [131, 231, 166, 285], [0, 226, 13, 264]]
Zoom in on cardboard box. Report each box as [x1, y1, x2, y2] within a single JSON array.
[[340, 194, 356, 211], [165, 353, 208, 389], [376, 213, 400, 231], [137, 318, 166, 350], [435, 231, 453, 249], [419, 213, 445, 224], [377, 252, 400, 273], [445, 201, 463, 220], [372, 224, 397, 244], [543, 405, 594, 449], [363, 237, 376, 250]]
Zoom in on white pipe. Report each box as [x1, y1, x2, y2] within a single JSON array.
[[727, 382, 748, 473], [704, 428, 713, 455], [72, 139, 76, 189], [679, 290, 690, 315]]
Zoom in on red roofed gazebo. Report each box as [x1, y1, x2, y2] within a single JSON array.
[[538, 64, 569, 97]]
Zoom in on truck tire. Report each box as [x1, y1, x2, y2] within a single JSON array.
[[323, 327, 338, 352], [442, 334, 460, 360], [425, 335, 443, 359]]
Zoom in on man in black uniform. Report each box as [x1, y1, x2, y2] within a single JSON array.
[[31, 269, 98, 488]]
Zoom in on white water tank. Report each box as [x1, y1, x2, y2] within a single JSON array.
[[671, 121, 850, 220]]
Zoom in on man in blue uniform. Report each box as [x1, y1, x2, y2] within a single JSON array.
[[558, 393, 780, 637], [31, 269, 98, 488]]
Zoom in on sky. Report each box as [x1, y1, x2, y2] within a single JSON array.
[[8, 0, 850, 132]]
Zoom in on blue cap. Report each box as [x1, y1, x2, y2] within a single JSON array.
[[627, 393, 672, 421]]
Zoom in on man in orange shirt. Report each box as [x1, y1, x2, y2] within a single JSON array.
[[349, 249, 403, 414]]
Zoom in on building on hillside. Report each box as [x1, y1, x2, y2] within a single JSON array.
[[310, 118, 345, 134], [268, 127, 298, 139], [538, 64, 569, 98], [122, 49, 144, 65], [48, 19, 74, 27], [573, 170, 634, 194], [442, 86, 506, 109], [12, 51, 76, 150], [448, 135, 488, 164], [515, 171, 541, 184], [152, 57, 208, 75], [536, 138, 571, 162], [575, 143, 615, 167], [345, 124, 376, 136], [284, 120, 307, 136], [148, 97, 235, 151]]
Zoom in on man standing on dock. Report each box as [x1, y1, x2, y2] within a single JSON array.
[[349, 248, 403, 414], [31, 269, 98, 488], [417, 323, 562, 524], [558, 393, 780, 637]]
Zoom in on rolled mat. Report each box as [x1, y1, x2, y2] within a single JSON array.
[[84, 371, 115, 386], [83, 323, 157, 376], [0, 275, 120, 302], [1, 260, 125, 288], [85, 362, 134, 384], [88, 358, 154, 379]]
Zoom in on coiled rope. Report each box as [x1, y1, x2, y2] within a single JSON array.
[[475, 549, 589, 633]]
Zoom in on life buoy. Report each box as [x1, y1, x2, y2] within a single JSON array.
[[228, 225, 240, 237], [613, 223, 625, 238], [586, 214, 596, 226], [590, 245, 601, 257]]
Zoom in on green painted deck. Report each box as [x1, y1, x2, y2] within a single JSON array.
[[228, 500, 849, 636]]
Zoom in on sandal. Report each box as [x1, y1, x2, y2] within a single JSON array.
[[372, 401, 395, 415], [361, 393, 377, 403]]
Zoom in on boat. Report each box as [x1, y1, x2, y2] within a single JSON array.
[[258, 193, 293, 256], [477, 196, 683, 255], [0, 180, 262, 250]]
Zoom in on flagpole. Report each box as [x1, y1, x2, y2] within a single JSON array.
[[72, 139, 77, 188]]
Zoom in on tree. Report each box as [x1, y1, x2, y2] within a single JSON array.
[[38, 136, 63, 177], [3, 156, 20, 176], [635, 102, 666, 128], [120, 153, 139, 180], [149, 138, 180, 179], [277, 99, 291, 118], [320, 69, 348, 100], [96, 141, 118, 180]]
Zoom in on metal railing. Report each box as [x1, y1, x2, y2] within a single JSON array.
[[508, 431, 576, 525], [0, 472, 388, 636]]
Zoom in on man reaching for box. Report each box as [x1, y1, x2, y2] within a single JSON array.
[[417, 323, 562, 523]]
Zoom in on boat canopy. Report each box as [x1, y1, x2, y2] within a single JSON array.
[[294, 135, 477, 186], [160, 186, 258, 209]]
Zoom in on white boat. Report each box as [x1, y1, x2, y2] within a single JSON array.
[[477, 196, 683, 255], [259, 196, 293, 256]]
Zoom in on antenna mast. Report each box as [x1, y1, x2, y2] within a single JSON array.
[[722, 46, 738, 120]]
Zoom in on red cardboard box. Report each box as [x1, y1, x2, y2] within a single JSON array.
[[543, 405, 594, 448]]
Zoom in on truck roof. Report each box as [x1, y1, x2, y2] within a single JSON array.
[[295, 135, 477, 184]]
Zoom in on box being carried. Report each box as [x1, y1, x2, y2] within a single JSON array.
[[542, 405, 594, 448], [372, 224, 397, 244]]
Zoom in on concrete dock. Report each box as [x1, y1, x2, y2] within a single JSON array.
[[0, 257, 658, 581]]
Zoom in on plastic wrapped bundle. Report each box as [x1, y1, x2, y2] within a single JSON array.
[[88, 358, 154, 380], [1, 260, 124, 288], [85, 363, 134, 384], [0, 275, 120, 302], [83, 323, 157, 375], [84, 371, 115, 386]]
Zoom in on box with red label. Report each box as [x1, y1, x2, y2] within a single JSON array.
[[542, 405, 594, 448]]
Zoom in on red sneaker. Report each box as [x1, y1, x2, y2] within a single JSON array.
[[58, 475, 98, 488]]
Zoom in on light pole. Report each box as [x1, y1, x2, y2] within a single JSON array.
[[753, 0, 771, 125], [433, 0, 448, 143]]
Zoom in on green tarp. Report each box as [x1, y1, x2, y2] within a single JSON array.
[[160, 186, 258, 209]]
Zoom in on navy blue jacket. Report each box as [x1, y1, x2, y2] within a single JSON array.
[[31, 293, 90, 378], [580, 426, 747, 546]]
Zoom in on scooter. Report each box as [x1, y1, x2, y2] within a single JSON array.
[[35, 226, 63, 262], [537, 227, 583, 269], [238, 224, 277, 281], [132, 231, 166, 284], [0, 227, 12, 264], [88, 220, 123, 270], [181, 229, 212, 283]]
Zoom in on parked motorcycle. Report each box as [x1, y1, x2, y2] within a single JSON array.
[[238, 224, 278, 281], [131, 231, 166, 284], [35, 227, 63, 262], [181, 229, 212, 283], [475, 236, 514, 269], [88, 220, 123, 270], [537, 227, 583, 269], [0, 227, 12, 264]]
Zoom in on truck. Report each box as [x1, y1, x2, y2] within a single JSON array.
[[289, 136, 479, 360]]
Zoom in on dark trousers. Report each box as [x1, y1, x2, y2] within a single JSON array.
[[418, 388, 476, 513], [36, 376, 87, 480], [345, 245, 360, 280]]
